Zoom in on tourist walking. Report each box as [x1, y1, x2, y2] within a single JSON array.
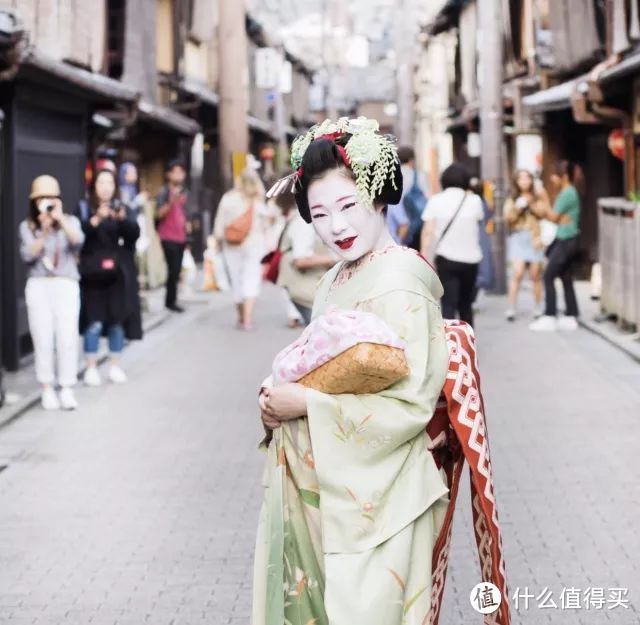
[[213, 169, 268, 330], [156, 159, 192, 313], [420, 163, 484, 325]]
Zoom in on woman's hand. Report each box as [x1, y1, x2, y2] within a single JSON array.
[[515, 195, 529, 212], [97, 204, 111, 220], [262, 383, 308, 422], [259, 391, 281, 430], [48, 199, 64, 224]]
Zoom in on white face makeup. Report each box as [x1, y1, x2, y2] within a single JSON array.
[[307, 169, 393, 261]]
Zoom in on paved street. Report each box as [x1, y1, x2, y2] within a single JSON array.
[[0, 284, 639, 625]]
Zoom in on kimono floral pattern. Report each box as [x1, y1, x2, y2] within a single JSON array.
[[253, 246, 451, 625]]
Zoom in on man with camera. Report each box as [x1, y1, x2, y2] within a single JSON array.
[[19, 175, 85, 410]]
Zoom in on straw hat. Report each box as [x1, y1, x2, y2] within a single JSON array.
[[30, 175, 61, 199]]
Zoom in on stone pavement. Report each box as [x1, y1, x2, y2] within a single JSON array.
[[0, 283, 639, 625]]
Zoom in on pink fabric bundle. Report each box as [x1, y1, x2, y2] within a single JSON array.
[[272, 308, 409, 393]]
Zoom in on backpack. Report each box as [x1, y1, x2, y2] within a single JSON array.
[[403, 170, 427, 250]]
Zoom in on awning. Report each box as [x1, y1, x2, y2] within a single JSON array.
[[522, 76, 587, 113], [599, 51, 640, 85], [248, 115, 274, 137], [424, 0, 470, 36], [137, 100, 200, 136], [178, 79, 219, 108], [19, 49, 137, 103]]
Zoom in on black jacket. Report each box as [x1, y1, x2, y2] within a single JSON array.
[[77, 203, 143, 340]]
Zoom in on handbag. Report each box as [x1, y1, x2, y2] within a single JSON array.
[[79, 250, 120, 283], [271, 308, 409, 394], [261, 221, 292, 284], [224, 202, 254, 244]]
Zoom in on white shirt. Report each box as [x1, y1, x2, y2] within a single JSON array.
[[289, 214, 319, 259], [422, 188, 483, 264]]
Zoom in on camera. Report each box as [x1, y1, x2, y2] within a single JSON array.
[[38, 201, 56, 214]]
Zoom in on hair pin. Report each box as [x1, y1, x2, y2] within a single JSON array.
[[266, 172, 298, 199]]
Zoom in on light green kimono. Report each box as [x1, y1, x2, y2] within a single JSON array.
[[253, 247, 451, 625]]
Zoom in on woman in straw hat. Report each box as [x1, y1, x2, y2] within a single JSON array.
[[18, 175, 85, 410]]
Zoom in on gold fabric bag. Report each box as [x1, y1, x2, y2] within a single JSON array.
[[298, 343, 409, 394], [271, 309, 410, 395]]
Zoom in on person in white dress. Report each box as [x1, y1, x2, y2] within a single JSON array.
[[213, 169, 268, 330]]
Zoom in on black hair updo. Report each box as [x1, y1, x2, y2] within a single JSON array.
[[294, 136, 403, 223]]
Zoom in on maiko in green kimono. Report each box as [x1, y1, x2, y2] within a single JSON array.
[[253, 118, 453, 625]]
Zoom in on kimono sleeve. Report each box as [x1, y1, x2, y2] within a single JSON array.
[[305, 284, 450, 552]]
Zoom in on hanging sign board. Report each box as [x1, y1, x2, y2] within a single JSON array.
[[255, 47, 281, 90], [279, 60, 292, 94]]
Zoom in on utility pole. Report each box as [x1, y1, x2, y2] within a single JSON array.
[[273, 50, 289, 172], [218, 0, 249, 190], [479, 0, 507, 294], [395, 0, 416, 145], [322, 0, 338, 119]]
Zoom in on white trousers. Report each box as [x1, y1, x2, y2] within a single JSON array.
[[282, 288, 302, 321], [25, 277, 80, 387], [223, 243, 263, 304]]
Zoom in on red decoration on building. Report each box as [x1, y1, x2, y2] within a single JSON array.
[[607, 128, 625, 160]]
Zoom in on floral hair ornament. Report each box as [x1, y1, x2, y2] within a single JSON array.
[[265, 116, 400, 206]]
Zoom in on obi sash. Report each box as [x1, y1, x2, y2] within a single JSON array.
[[426, 320, 510, 625]]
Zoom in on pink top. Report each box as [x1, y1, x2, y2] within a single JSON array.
[[157, 195, 187, 243]]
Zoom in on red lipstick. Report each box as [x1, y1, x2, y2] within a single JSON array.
[[335, 236, 357, 250]]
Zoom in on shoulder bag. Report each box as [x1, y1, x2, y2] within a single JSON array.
[[224, 201, 254, 245], [261, 220, 292, 284], [79, 220, 120, 284]]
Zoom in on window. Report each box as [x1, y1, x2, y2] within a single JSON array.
[[107, 0, 126, 79]]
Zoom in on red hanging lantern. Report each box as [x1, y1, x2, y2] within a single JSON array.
[[259, 145, 276, 161], [84, 160, 94, 187], [608, 128, 625, 160]]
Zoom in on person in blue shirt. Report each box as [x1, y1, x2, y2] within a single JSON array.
[[385, 146, 428, 247]]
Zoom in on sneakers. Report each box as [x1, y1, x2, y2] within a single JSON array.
[[108, 365, 127, 384], [84, 366, 101, 387], [557, 315, 579, 331], [505, 309, 516, 322], [59, 387, 78, 411], [85, 364, 128, 385], [529, 315, 557, 332], [41, 387, 60, 411]]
